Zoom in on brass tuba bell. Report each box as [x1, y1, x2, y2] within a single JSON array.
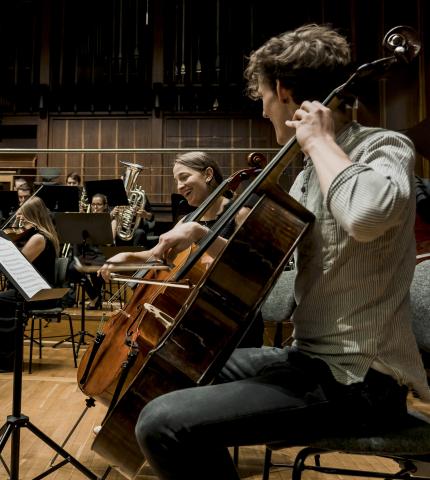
[[116, 161, 146, 241]]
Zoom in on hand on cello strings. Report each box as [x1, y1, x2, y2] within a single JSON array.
[[151, 221, 227, 260], [96, 220, 226, 282]]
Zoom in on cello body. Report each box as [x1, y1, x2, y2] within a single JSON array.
[[77, 157, 268, 406], [77, 248, 207, 405], [92, 184, 314, 478]]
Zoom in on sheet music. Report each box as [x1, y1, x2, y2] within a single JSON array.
[[0, 237, 51, 300]]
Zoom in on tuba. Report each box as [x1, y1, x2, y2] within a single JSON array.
[[116, 161, 146, 241]]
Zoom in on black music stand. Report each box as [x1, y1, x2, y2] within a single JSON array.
[[0, 235, 97, 480], [0, 191, 19, 228], [84, 179, 129, 207], [35, 184, 80, 212], [54, 212, 114, 354]]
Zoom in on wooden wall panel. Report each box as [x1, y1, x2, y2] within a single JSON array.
[[48, 116, 152, 184], [162, 116, 279, 203], [1, 0, 429, 200]]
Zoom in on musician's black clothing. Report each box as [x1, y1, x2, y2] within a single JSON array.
[[0, 229, 57, 371]]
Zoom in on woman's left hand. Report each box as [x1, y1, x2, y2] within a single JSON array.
[[151, 222, 209, 261]]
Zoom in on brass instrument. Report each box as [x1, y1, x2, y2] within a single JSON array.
[[79, 186, 90, 213], [116, 161, 146, 241]]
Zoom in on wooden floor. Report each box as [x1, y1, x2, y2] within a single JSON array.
[[1, 310, 430, 480]]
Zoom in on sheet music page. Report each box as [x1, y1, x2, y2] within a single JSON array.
[[0, 236, 51, 299]]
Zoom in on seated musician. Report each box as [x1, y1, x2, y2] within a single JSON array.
[[102, 151, 239, 263], [69, 193, 112, 309], [100, 151, 264, 347], [13, 176, 29, 191], [0, 196, 60, 371], [101, 24, 430, 479], [16, 183, 32, 206], [66, 171, 81, 187]]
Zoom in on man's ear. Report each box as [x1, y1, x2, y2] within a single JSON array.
[[275, 80, 293, 104]]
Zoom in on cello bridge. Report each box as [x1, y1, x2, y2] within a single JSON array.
[[144, 303, 174, 329]]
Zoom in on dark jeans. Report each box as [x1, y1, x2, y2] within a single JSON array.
[[135, 347, 408, 480]]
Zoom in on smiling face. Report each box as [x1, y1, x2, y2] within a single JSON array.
[[173, 163, 212, 207], [258, 79, 297, 146]]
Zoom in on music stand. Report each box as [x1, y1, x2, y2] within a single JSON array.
[[84, 179, 129, 207], [0, 191, 19, 228], [54, 212, 114, 353], [0, 235, 97, 480], [35, 184, 80, 212]]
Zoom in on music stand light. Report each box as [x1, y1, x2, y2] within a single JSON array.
[[35, 184, 80, 212], [0, 235, 97, 480], [54, 212, 114, 354]]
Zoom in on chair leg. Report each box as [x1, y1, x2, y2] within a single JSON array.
[[292, 447, 321, 480], [67, 314, 78, 367], [29, 316, 35, 374], [38, 317, 42, 359], [262, 447, 273, 480], [232, 445, 239, 466]]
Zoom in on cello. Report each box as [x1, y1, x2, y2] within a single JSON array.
[[91, 27, 420, 478], [77, 153, 268, 407]]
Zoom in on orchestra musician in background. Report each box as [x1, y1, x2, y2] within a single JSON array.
[[68, 193, 113, 310], [0, 196, 60, 372], [100, 151, 238, 269], [66, 171, 81, 187], [13, 176, 29, 191], [16, 183, 32, 207], [97, 24, 429, 480]]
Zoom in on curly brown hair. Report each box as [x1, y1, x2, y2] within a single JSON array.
[[244, 24, 351, 104]]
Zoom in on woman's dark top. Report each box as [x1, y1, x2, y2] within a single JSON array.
[[30, 228, 56, 285], [184, 199, 236, 239]]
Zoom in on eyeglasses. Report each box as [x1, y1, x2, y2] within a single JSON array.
[[91, 203, 104, 207]]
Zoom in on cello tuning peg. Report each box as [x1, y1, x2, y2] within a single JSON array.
[[383, 26, 421, 63]]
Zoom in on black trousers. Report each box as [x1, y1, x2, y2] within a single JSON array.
[[135, 347, 408, 480]]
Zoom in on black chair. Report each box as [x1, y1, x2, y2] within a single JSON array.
[[27, 257, 77, 374], [261, 269, 296, 348], [263, 411, 430, 480], [261, 260, 430, 480]]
